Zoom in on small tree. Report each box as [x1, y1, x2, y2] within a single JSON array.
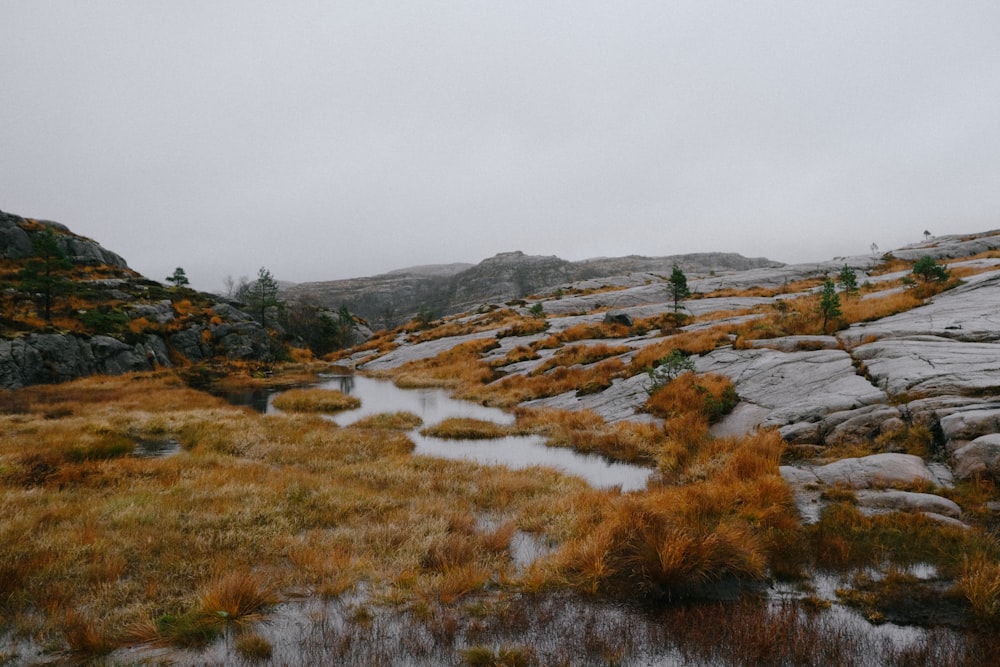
[[647, 349, 696, 393], [666, 265, 691, 314], [248, 266, 281, 328], [166, 267, 190, 288], [912, 255, 950, 283], [837, 264, 858, 296], [818, 278, 842, 333], [19, 227, 72, 322]]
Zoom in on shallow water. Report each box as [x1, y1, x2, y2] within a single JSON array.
[[270, 374, 653, 492]]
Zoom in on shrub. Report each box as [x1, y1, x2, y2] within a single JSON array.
[[645, 372, 738, 424], [646, 350, 695, 392]]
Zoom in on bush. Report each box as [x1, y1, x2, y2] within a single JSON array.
[[647, 350, 695, 393]]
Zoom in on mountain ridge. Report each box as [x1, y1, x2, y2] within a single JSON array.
[[283, 249, 783, 328]]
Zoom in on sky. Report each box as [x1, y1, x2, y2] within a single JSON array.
[[2, 2, 999, 292]]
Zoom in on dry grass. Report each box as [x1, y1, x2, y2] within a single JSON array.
[[537, 321, 634, 346], [421, 418, 511, 439], [530, 342, 631, 375], [644, 372, 739, 425], [384, 338, 500, 389], [0, 371, 598, 656], [513, 408, 667, 465], [467, 359, 626, 407], [554, 430, 795, 599], [271, 387, 361, 412], [351, 411, 424, 430], [408, 309, 535, 343]]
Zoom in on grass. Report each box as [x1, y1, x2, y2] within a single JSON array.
[[270, 387, 361, 412], [646, 371, 737, 418], [421, 418, 512, 439], [0, 372, 595, 657], [351, 411, 424, 430]]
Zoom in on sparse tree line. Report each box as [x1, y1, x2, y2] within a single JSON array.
[[221, 267, 361, 356]]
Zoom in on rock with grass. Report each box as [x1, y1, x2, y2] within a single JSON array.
[[952, 434, 1000, 481], [697, 347, 886, 436], [853, 489, 962, 518], [811, 453, 943, 489]]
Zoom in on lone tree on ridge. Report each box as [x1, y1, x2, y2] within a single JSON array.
[[166, 267, 190, 288], [667, 265, 690, 314]]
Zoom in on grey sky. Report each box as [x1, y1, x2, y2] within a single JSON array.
[[3, 2, 999, 292]]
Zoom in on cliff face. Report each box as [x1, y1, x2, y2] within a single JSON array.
[[0, 210, 272, 389], [283, 250, 783, 327]]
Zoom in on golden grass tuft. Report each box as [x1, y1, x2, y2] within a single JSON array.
[[386, 338, 499, 389], [530, 342, 631, 375], [271, 387, 360, 413], [351, 410, 424, 430], [957, 553, 1000, 622], [644, 372, 738, 424], [197, 570, 278, 623], [514, 407, 666, 465], [421, 417, 511, 439], [467, 359, 626, 407]]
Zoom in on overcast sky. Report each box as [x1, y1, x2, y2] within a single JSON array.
[[3, 2, 999, 291]]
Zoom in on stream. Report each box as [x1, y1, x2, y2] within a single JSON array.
[[267, 374, 652, 492]]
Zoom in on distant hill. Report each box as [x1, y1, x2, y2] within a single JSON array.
[[283, 250, 782, 328]]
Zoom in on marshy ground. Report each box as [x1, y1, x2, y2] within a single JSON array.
[[2, 367, 1000, 666]]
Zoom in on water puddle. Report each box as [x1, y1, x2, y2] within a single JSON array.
[[133, 436, 182, 458], [269, 374, 652, 492]]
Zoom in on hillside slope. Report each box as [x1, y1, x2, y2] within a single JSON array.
[[1, 210, 273, 389], [345, 228, 1000, 536]]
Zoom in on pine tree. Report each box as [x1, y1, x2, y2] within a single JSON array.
[[912, 255, 950, 283], [837, 264, 858, 296], [818, 278, 842, 333], [667, 265, 690, 314], [19, 227, 72, 322], [166, 267, 190, 288], [248, 266, 281, 328]]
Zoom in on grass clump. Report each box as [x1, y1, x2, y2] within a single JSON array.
[[351, 411, 423, 430], [555, 430, 794, 599], [644, 372, 738, 425], [271, 387, 360, 413], [234, 631, 274, 661], [421, 418, 511, 439]]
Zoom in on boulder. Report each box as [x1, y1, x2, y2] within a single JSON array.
[[812, 453, 941, 488], [952, 434, 1000, 480], [820, 404, 904, 446], [748, 335, 839, 352], [939, 408, 1000, 453], [854, 489, 961, 518], [603, 310, 634, 327]]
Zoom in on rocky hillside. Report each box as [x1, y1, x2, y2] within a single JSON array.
[[283, 249, 781, 328], [343, 228, 1000, 544], [1, 210, 273, 389]]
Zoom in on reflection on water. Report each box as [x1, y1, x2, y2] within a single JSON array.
[[270, 374, 652, 492]]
